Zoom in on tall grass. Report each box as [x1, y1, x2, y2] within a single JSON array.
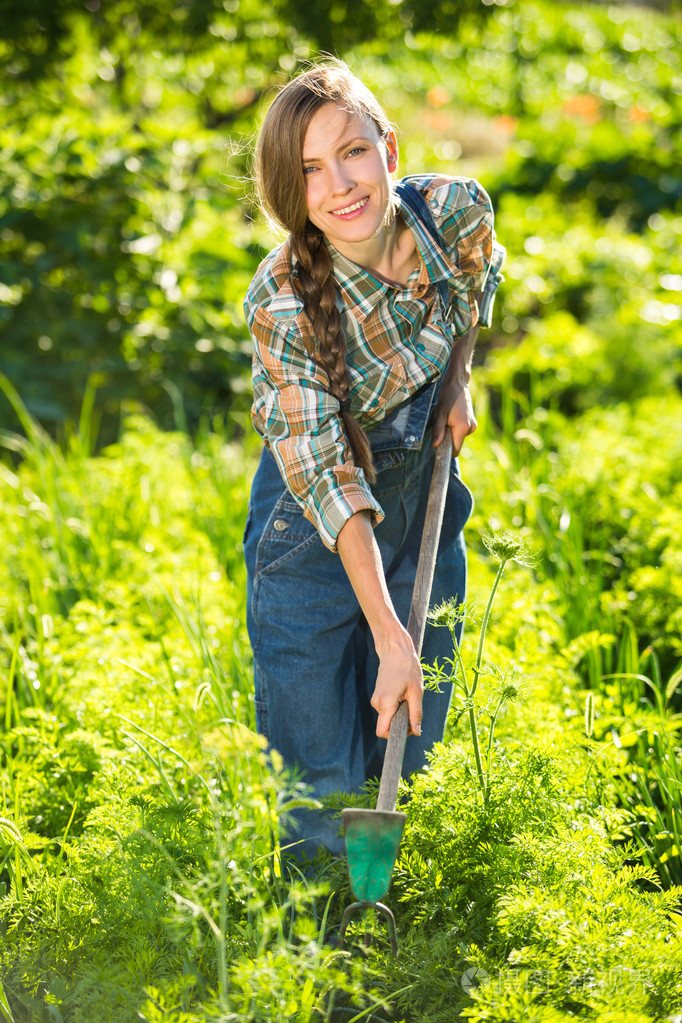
[[1, 362, 681, 1019]]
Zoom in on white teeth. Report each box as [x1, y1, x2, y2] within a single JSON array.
[[332, 198, 367, 216]]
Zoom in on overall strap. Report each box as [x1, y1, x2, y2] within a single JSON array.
[[394, 181, 450, 317]]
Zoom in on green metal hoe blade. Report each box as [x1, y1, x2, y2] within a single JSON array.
[[340, 808, 406, 955], [342, 808, 406, 903]]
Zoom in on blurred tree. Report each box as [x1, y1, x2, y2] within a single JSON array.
[[272, 0, 501, 53], [3, 0, 236, 81], [1, 0, 295, 440], [0, 111, 259, 437], [2, 0, 504, 83], [2, 0, 679, 444]]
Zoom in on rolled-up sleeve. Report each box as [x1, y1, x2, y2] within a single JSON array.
[[437, 178, 506, 333], [246, 302, 384, 552], [478, 236, 506, 328]]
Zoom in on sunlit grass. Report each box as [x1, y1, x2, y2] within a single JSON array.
[[1, 0, 682, 1015]]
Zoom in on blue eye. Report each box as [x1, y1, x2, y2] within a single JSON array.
[[303, 165, 317, 175]]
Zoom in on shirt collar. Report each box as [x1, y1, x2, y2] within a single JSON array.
[[394, 185, 458, 286], [327, 245, 392, 322], [326, 183, 462, 323]]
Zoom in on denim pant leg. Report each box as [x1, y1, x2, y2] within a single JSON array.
[[245, 448, 369, 861]]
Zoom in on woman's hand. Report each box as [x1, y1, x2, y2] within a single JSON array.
[[371, 627, 424, 739], [431, 381, 477, 455]]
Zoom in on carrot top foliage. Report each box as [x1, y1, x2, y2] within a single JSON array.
[[2, 0, 682, 1019]]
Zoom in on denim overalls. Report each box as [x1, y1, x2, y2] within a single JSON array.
[[243, 382, 473, 862], [243, 182, 474, 862]]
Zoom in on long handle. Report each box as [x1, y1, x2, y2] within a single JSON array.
[[376, 433, 454, 812]]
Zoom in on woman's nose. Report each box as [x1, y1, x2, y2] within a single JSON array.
[[329, 161, 354, 195]]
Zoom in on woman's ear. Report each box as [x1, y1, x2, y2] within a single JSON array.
[[385, 131, 398, 172]]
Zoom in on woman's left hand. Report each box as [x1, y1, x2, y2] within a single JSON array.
[[431, 382, 478, 455]]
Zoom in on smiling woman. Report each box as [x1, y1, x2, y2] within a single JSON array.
[[302, 105, 423, 292], [242, 59, 505, 865], [301, 107, 398, 258]]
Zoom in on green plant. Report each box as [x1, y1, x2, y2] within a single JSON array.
[[583, 653, 682, 889], [2, 4, 682, 1016], [611, 728, 682, 890], [426, 531, 537, 808], [380, 738, 682, 1022]]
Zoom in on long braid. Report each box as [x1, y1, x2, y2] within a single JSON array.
[[254, 60, 396, 485], [291, 225, 376, 485]]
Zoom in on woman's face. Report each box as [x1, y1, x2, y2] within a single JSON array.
[[301, 102, 397, 260]]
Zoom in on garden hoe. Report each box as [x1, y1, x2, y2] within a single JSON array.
[[340, 433, 454, 956]]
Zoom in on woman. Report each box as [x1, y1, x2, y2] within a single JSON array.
[[243, 60, 505, 864]]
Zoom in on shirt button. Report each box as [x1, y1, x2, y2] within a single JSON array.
[[273, 519, 289, 532], [416, 343, 425, 351], [371, 399, 379, 407], [408, 435, 416, 443]]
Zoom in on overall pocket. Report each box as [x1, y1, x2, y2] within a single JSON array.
[[446, 458, 475, 537], [254, 494, 321, 577]]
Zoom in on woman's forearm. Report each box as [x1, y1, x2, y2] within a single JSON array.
[[431, 291, 483, 450], [445, 324, 476, 389], [442, 289, 484, 390], [337, 510, 423, 737], [337, 510, 401, 645]]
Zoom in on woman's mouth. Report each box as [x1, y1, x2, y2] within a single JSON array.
[[330, 196, 369, 218]]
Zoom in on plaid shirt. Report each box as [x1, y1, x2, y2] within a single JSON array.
[[244, 173, 506, 552]]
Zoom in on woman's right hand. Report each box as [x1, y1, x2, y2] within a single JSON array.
[[371, 626, 424, 739]]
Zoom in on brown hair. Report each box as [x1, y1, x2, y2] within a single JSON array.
[[254, 60, 395, 485]]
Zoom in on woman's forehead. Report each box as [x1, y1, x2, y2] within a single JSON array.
[[302, 103, 379, 160]]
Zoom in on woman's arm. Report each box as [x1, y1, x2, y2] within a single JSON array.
[[335, 291, 483, 739], [431, 292, 482, 453], [336, 509, 423, 740]]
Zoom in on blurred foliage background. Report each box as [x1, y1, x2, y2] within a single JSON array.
[[1, 5, 682, 1018], [0, 0, 680, 443]]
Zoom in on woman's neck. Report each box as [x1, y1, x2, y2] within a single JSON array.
[[332, 214, 419, 286]]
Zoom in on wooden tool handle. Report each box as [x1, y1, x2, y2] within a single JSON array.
[[376, 434, 454, 813]]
